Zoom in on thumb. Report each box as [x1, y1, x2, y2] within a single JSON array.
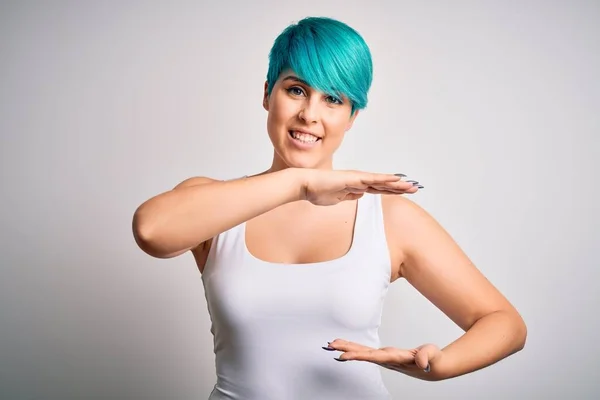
[[414, 344, 439, 371]]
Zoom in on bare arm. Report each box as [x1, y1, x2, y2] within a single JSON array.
[[389, 196, 527, 381], [132, 168, 304, 258]]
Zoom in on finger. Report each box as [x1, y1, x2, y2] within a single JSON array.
[[327, 338, 374, 352], [337, 349, 385, 363], [346, 186, 416, 196], [367, 184, 418, 194], [365, 188, 409, 196], [414, 344, 439, 370], [352, 174, 418, 191], [414, 351, 429, 370], [365, 187, 417, 196], [346, 186, 369, 194], [337, 347, 416, 365], [343, 192, 365, 201], [383, 180, 422, 191], [358, 173, 403, 185]]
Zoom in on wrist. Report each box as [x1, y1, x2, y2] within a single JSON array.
[[274, 167, 307, 203], [284, 167, 311, 202], [428, 349, 452, 381]]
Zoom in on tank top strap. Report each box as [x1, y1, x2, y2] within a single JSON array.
[[203, 219, 246, 279], [351, 194, 392, 277], [369, 193, 389, 249], [352, 194, 382, 241]]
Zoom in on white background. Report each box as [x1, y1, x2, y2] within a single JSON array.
[[1, 0, 598, 398]]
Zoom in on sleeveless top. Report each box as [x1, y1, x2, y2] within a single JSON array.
[[201, 193, 393, 400]]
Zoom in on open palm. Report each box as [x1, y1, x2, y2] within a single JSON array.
[[323, 339, 441, 374]]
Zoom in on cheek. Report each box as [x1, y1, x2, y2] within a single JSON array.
[[323, 116, 350, 138], [266, 100, 293, 138], [273, 99, 298, 122]]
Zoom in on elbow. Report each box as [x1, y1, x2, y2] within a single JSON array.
[[132, 208, 170, 259], [481, 309, 527, 354], [509, 310, 528, 353], [516, 316, 528, 352], [132, 208, 191, 259], [132, 212, 156, 256]]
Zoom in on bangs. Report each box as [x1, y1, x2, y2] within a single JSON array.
[[267, 17, 373, 113]]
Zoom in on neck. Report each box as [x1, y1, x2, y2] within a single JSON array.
[[266, 152, 334, 174]]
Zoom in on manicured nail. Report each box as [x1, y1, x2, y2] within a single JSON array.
[[322, 346, 335, 351], [417, 185, 424, 189], [334, 357, 347, 362], [394, 173, 407, 177], [424, 364, 431, 372], [406, 180, 419, 184]]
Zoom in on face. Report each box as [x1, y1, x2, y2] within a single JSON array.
[[263, 71, 359, 170]]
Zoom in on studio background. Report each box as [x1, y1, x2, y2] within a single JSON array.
[[1, 1, 598, 399]]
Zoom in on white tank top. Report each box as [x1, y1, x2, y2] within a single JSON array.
[[202, 194, 393, 399]]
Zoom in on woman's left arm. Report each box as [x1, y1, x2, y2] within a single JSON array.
[[395, 196, 527, 380], [327, 196, 527, 380]]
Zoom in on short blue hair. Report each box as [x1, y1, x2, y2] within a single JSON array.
[[266, 17, 373, 115]]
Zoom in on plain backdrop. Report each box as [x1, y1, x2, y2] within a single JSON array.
[[1, 1, 599, 399]]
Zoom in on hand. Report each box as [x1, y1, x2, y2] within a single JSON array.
[[324, 339, 441, 375], [299, 169, 422, 206]]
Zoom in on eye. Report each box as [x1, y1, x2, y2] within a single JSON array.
[[325, 95, 343, 105], [286, 86, 305, 96]]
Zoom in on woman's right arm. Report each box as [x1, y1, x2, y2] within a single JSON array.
[[132, 168, 304, 259]]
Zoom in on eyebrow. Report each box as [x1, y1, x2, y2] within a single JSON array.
[[281, 75, 310, 86]]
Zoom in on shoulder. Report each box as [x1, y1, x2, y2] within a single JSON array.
[[381, 194, 430, 225], [381, 194, 442, 250], [173, 176, 219, 190], [173, 175, 249, 189]]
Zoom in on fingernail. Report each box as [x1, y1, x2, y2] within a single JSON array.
[[394, 173, 407, 177], [322, 346, 335, 351], [417, 185, 424, 189], [406, 180, 419, 184], [334, 358, 347, 362], [424, 364, 431, 372]]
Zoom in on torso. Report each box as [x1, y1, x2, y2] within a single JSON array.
[[192, 194, 407, 282]]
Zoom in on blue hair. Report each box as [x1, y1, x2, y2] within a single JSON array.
[[266, 17, 373, 115]]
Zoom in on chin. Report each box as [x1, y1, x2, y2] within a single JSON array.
[[274, 149, 319, 169], [270, 135, 331, 169], [283, 156, 320, 169]]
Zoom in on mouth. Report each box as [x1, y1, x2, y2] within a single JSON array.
[[288, 130, 321, 144]]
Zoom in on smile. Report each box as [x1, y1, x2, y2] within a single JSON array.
[[288, 130, 321, 143]]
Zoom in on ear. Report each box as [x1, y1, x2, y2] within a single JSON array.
[[263, 81, 269, 111], [345, 109, 360, 131]]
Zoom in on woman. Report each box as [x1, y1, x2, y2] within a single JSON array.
[[132, 16, 527, 400]]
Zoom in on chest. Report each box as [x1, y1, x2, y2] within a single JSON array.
[[205, 200, 393, 333], [245, 201, 357, 265]]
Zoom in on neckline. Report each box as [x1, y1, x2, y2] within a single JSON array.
[[241, 195, 366, 267]]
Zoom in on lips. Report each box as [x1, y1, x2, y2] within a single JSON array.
[[288, 130, 321, 143], [290, 129, 320, 138]]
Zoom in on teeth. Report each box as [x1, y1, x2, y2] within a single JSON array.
[[291, 131, 318, 143]]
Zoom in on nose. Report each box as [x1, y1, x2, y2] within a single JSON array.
[[298, 98, 320, 124]]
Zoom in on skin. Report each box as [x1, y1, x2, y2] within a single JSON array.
[[263, 70, 359, 171], [190, 70, 527, 381]]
